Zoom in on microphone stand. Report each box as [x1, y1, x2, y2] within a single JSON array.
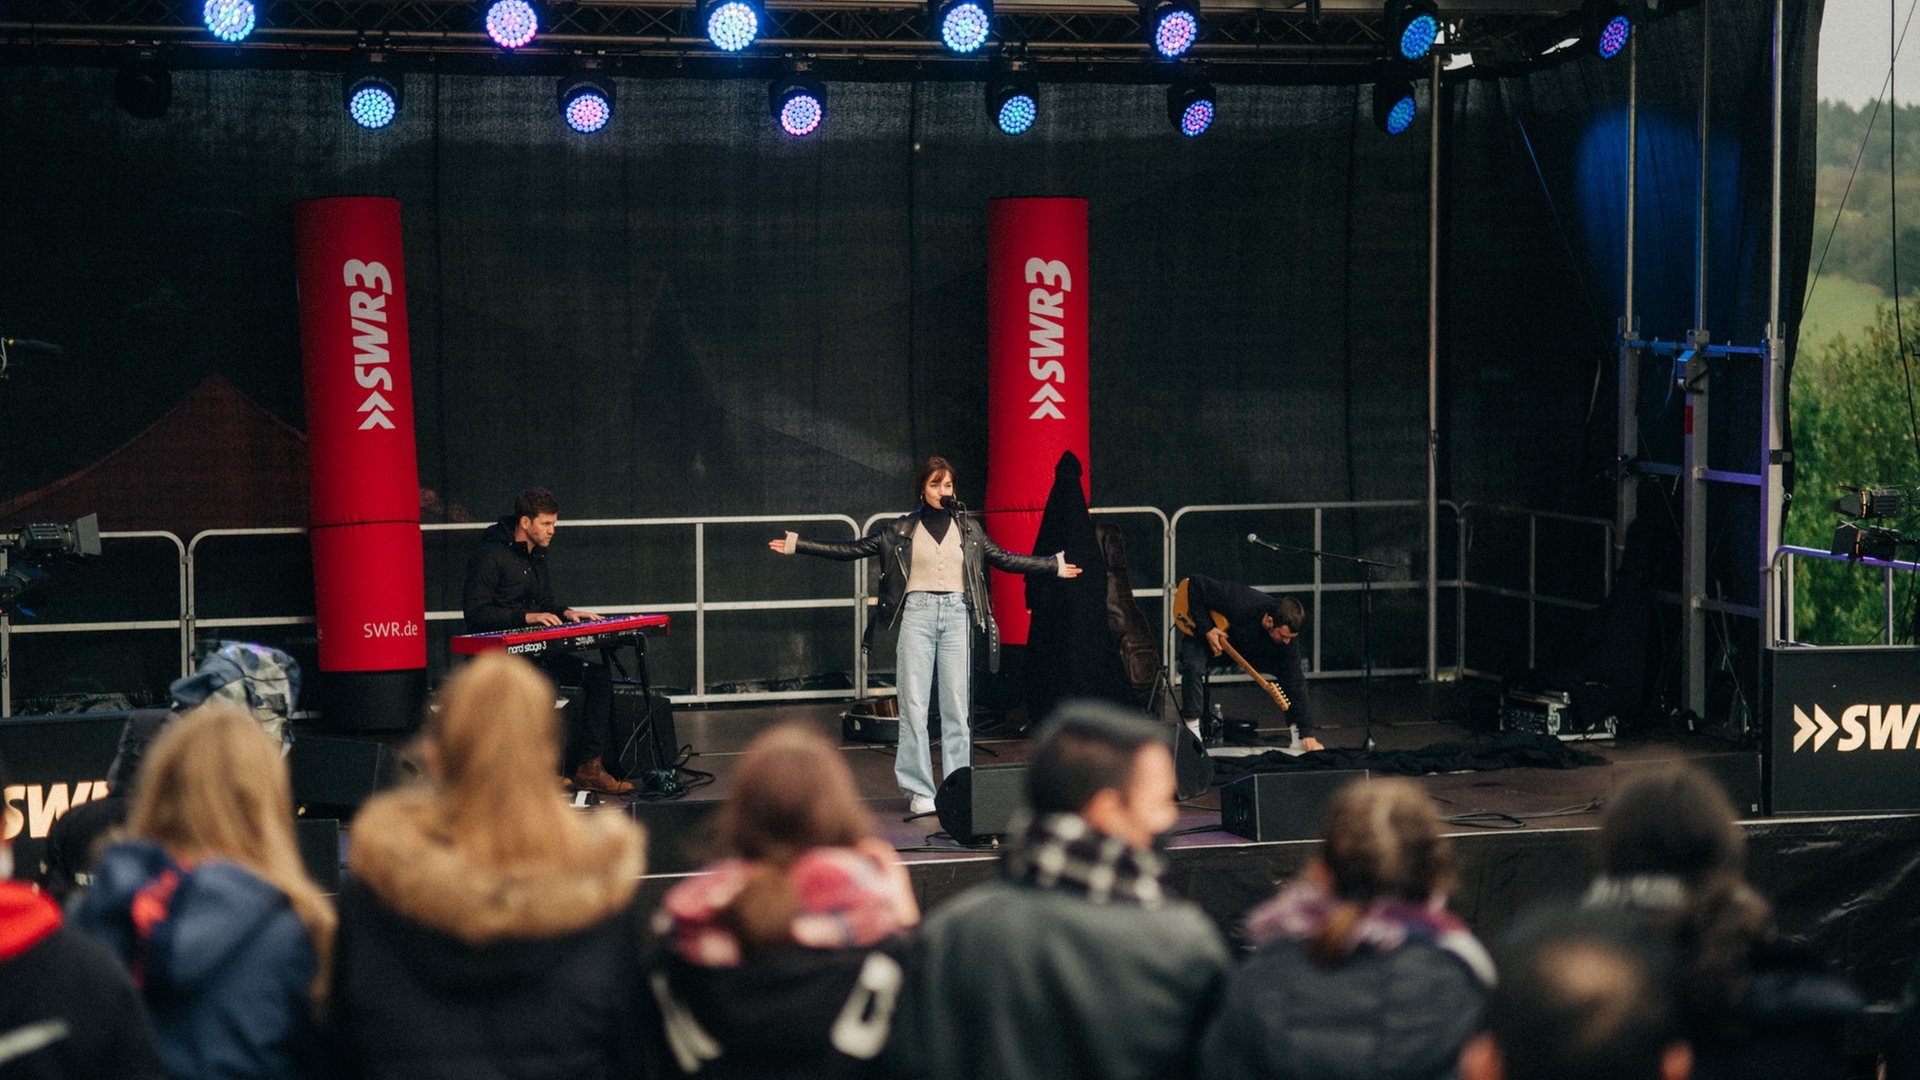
[[1248, 536, 1398, 752]]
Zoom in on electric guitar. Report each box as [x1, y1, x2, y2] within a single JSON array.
[[1172, 578, 1291, 712]]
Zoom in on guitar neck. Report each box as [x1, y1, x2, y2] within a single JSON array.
[[1219, 641, 1291, 711]]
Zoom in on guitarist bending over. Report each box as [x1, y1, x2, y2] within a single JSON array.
[[1177, 574, 1323, 752]]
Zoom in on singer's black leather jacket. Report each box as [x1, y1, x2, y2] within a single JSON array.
[[793, 505, 1062, 671]]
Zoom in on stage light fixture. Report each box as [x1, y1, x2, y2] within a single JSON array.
[[932, 0, 992, 54], [1833, 521, 1901, 562], [985, 70, 1039, 136], [770, 72, 826, 137], [702, 0, 762, 52], [1166, 77, 1214, 137], [1585, 0, 1634, 59], [1145, 1, 1199, 59], [1372, 75, 1416, 135], [115, 51, 172, 120], [1834, 487, 1906, 520], [202, 0, 256, 41], [344, 51, 402, 130], [557, 71, 613, 133], [1384, 0, 1437, 61], [483, 0, 538, 48]]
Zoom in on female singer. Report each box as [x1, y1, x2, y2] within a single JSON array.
[[771, 456, 1079, 814]]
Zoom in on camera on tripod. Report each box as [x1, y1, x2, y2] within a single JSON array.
[[1, 512, 102, 618]]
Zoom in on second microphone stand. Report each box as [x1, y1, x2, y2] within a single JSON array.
[[1248, 536, 1397, 752]]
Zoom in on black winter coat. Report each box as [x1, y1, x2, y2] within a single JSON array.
[[462, 518, 566, 632]]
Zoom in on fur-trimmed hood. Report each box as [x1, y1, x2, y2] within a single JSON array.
[[349, 789, 644, 946]]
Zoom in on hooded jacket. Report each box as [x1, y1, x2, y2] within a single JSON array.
[[67, 840, 320, 1080], [463, 517, 567, 632], [794, 506, 1060, 671], [325, 790, 653, 1080]]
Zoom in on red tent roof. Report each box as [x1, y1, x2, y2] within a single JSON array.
[[0, 375, 310, 539]]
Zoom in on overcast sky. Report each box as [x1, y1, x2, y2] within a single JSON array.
[[1821, 0, 1920, 106]]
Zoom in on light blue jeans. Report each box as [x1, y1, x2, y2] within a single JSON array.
[[895, 591, 972, 800]]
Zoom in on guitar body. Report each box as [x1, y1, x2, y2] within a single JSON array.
[[1173, 578, 1291, 713]]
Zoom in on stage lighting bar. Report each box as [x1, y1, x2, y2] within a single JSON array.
[[932, 0, 992, 54], [986, 69, 1038, 135], [1167, 76, 1214, 136], [1372, 74, 1415, 135], [1145, 0, 1199, 59], [702, 0, 763, 51], [770, 71, 826, 136], [1384, 0, 1437, 61], [557, 70, 613, 132], [344, 50, 402, 129], [483, 0, 539, 48], [202, 0, 256, 41], [1586, 0, 1634, 58]]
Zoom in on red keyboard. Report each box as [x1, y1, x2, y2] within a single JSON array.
[[451, 613, 671, 657]]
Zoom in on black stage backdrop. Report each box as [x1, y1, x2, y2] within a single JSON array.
[[0, 1, 1818, 695]]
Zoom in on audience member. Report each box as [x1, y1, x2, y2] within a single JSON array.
[[67, 704, 335, 1080], [651, 722, 920, 1078], [41, 642, 299, 903], [890, 700, 1231, 1080], [0, 756, 166, 1080], [1459, 906, 1691, 1080], [1585, 764, 1863, 1080], [324, 653, 653, 1080], [1198, 776, 1493, 1080]]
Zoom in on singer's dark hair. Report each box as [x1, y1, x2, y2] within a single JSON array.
[[915, 457, 954, 505]]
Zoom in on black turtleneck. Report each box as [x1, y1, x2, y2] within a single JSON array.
[[920, 506, 954, 545]]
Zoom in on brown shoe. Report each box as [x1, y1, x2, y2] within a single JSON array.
[[572, 756, 634, 795]]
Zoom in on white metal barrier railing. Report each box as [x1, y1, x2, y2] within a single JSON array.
[[1, 501, 1618, 714]]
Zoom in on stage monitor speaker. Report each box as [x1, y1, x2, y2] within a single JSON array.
[[935, 763, 1029, 844], [1693, 752, 1766, 817], [295, 817, 341, 891], [610, 682, 680, 780], [1219, 769, 1368, 842], [289, 736, 400, 816]]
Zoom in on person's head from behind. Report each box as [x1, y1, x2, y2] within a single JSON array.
[[915, 456, 955, 510], [131, 702, 301, 870], [720, 722, 874, 866], [1598, 764, 1744, 887], [513, 486, 560, 548], [427, 654, 571, 857], [1317, 776, 1453, 903], [1460, 907, 1690, 1080], [1028, 700, 1177, 850], [1262, 595, 1306, 645]]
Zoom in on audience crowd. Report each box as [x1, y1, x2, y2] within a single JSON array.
[[1, 651, 1902, 1080]]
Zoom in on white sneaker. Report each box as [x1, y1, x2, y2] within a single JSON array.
[[908, 794, 936, 816]]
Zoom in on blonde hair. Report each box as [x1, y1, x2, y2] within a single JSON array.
[[427, 653, 603, 869], [129, 703, 337, 1006], [1309, 776, 1454, 967]]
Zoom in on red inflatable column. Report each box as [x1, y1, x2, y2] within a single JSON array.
[[294, 197, 426, 729], [985, 197, 1090, 645]]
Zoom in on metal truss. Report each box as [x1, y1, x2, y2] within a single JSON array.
[[1, 0, 1585, 83]]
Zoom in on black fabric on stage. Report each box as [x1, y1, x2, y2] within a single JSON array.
[[1210, 731, 1609, 782], [0, 1, 1824, 699], [1023, 451, 1133, 720]]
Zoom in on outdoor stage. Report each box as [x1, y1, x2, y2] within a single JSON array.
[[606, 676, 1920, 1011]]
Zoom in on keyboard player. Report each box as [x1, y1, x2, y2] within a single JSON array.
[[462, 486, 631, 796]]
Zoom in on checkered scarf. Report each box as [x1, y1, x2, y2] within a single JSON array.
[[1003, 812, 1167, 908]]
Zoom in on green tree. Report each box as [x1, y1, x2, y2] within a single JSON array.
[[1787, 294, 1920, 643]]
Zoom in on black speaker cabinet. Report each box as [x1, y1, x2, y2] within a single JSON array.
[[610, 683, 680, 779], [288, 736, 400, 816], [295, 817, 341, 891], [1692, 752, 1766, 817], [935, 763, 1030, 844], [1220, 769, 1368, 842]]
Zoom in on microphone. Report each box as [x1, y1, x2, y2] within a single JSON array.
[[1247, 533, 1282, 551], [941, 496, 967, 512]]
